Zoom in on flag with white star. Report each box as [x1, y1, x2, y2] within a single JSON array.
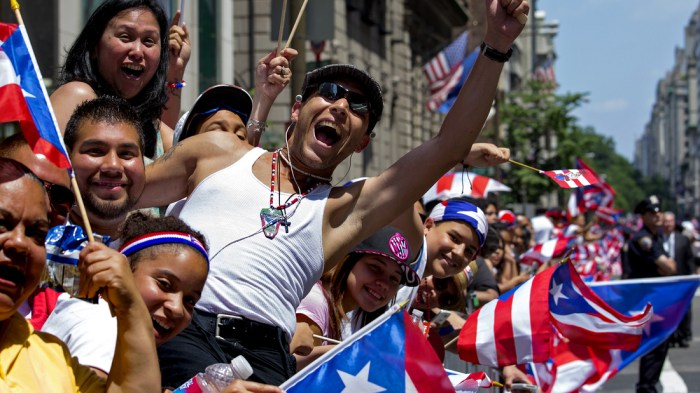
[[548, 262, 653, 351], [457, 262, 653, 368], [281, 307, 454, 392], [533, 275, 700, 392], [0, 22, 71, 168]]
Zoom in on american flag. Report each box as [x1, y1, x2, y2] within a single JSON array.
[[533, 56, 556, 85], [457, 262, 652, 368], [423, 31, 468, 111]]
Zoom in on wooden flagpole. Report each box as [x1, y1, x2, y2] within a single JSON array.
[[509, 159, 543, 174], [283, 0, 309, 50], [276, 0, 288, 53], [313, 334, 341, 345]]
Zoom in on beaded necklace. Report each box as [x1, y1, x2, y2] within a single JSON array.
[[260, 149, 325, 239]]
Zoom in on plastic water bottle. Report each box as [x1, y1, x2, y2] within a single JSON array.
[[171, 355, 253, 393], [411, 309, 424, 327], [411, 309, 430, 337], [204, 355, 254, 392]]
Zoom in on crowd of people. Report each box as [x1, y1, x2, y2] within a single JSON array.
[[2, 0, 697, 392]]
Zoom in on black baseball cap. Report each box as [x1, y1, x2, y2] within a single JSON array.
[[350, 226, 419, 287], [634, 195, 661, 215], [174, 84, 253, 143], [300, 64, 383, 133]]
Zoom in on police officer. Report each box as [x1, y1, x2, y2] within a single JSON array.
[[628, 195, 677, 393]]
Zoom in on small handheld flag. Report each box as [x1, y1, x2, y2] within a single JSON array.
[[509, 159, 602, 189], [541, 169, 599, 188], [0, 22, 70, 168], [282, 304, 454, 392]]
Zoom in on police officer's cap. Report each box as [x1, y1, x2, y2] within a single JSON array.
[[634, 195, 661, 215]]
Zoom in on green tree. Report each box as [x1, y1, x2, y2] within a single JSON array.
[[499, 80, 651, 213], [499, 79, 587, 205]]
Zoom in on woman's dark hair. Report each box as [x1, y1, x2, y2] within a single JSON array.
[[320, 253, 391, 340], [480, 226, 503, 258], [59, 0, 169, 158], [119, 212, 209, 270]]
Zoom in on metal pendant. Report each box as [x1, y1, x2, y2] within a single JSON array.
[[260, 207, 284, 239]]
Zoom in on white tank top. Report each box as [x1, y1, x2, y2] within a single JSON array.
[[174, 148, 331, 339]]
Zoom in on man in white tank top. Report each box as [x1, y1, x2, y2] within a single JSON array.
[[140, 1, 529, 387]]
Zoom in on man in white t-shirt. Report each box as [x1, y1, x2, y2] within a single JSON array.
[[141, 1, 530, 386]]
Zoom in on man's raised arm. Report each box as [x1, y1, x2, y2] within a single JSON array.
[[329, 0, 528, 256]]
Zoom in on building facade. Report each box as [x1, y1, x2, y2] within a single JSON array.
[[2, 0, 558, 184], [635, 4, 700, 218]]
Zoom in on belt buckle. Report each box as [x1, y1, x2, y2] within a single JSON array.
[[215, 313, 243, 339]]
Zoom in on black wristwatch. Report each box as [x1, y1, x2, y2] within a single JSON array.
[[480, 42, 513, 63]]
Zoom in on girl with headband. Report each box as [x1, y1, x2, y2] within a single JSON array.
[[42, 212, 209, 378]]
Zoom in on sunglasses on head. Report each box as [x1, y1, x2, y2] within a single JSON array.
[[191, 105, 250, 128], [304, 82, 371, 116], [43, 181, 75, 215]]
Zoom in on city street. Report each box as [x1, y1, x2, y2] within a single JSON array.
[[600, 292, 700, 393]]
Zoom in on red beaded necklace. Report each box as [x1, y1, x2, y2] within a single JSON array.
[[260, 149, 325, 239]]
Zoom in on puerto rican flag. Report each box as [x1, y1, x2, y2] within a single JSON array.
[[457, 262, 652, 368], [575, 157, 616, 210], [0, 22, 70, 168], [446, 370, 496, 392], [281, 306, 454, 392], [542, 169, 599, 189], [533, 276, 700, 393], [581, 182, 616, 210], [595, 205, 622, 225], [520, 237, 577, 268]]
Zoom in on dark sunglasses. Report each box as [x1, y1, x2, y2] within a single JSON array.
[[44, 181, 75, 214], [433, 277, 460, 308], [438, 293, 459, 309], [191, 105, 250, 128], [304, 82, 371, 116]]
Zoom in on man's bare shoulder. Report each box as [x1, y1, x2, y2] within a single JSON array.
[[185, 131, 256, 180]]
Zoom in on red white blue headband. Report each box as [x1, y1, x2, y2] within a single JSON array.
[[118, 231, 209, 264], [428, 200, 488, 247]]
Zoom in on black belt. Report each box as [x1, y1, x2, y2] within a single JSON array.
[[195, 310, 286, 347]]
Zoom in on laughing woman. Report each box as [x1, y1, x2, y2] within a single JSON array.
[[50, 0, 188, 158]]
